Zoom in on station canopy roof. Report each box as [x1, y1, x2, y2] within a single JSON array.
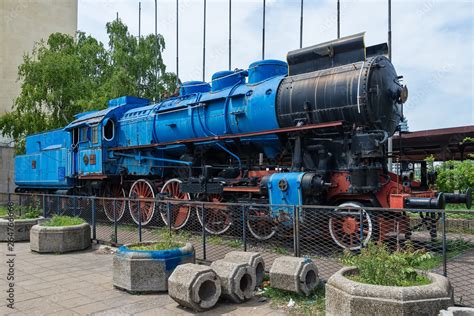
[[393, 125, 474, 161]]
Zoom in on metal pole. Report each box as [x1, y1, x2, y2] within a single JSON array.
[[42, 195, 46, 218], [201, 203, 207, 261], [138, 2, 142, 96], [337, 0, 340, 38], [442, 209, 447, 277], [116, 12, 118, 22], [228, 0, 232, 70], [299, 0, 303, 48], [155, 0, 158, 100], [167, 202, 172, 236], [138, 2, 141, 38], [359, 209, 364, 249], [388, 0, 392, 61], [154, 0, 157, 36], [203, 0, 207, 81], [262, 0, 265, 60], [387, 0, 393, 171], [293, 205, 299, 257], [113, 200, 118, 244], [242, 205, 247, 252], [92, 198, 96, 241], [138, 200, 142, 242], [176, 0, 179, 84]]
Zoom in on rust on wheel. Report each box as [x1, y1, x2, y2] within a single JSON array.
[[196, 194, 232, 235], [329, 202, 373, 251], [159, 179, 191, 230], [128, 179, 155, 225], [247, 206, 276, 240], [101, 185, 126, 222]]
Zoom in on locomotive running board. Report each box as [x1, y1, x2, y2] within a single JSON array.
[[110, 121, 344, 152]]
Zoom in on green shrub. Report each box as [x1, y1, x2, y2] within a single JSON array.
[[17, 209, 42, 219], [341, 242, 432, 286], [435, 160, 474, 193], [41, 216, 85, 227]]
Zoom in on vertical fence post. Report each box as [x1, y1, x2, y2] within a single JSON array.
[[113, 199, 118, 245], [293, 205, 300, 257], [201, 203, 207, 261], [242, 205, 247, 252], [56, 196, 59, 216], [359, 208, 364, 249], [42, 194, 47, 218], [138, 200, 142, 242], [167, 202, 172, 237], [442, 209, 447, 277], [91, 197, 96, 241], [73, 196, 77, 217]]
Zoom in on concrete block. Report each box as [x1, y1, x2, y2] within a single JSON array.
[[439, 307, 474, 316], [0, 218, 42, 241], [30, 223, 91, 253], [223, 251, 265, 287], [326, 266, 454, 316], [269, 256, 319, 296], [113, 242, 194, 293], [168, 263, 221, 312], [210, 259, 256, 303]]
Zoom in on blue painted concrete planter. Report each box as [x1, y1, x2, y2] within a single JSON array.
[[113, 242, 195, 292]]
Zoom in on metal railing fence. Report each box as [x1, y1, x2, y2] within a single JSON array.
[[1, 192, 473, 306]]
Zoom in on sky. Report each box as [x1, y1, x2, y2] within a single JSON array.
[[78, 0, 474, 132]]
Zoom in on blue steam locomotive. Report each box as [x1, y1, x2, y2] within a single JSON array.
[[15, 34, 469, 249]]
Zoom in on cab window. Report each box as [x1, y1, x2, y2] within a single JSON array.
[[79, 127, 88, 142], [91, 125, 99, 144]]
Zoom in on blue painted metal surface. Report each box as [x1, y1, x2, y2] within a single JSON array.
[[16, 129, 73, 188], [15, 58, 290, 186], [267, 172, 306, 225], [248, 60, 288, 84], [180, 81, 211, 95]]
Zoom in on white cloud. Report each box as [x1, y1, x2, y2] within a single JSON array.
[[78, 0, 473, 131]]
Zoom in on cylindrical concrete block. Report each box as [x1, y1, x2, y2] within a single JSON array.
[[168, 263, 221, 312], [210, 259, 256, 303], [223, 251, 265, 288], [270, 256, 319, 296]]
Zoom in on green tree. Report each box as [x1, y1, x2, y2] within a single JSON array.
[[435, 160, 474, 193], [0, 19, 177, 151]]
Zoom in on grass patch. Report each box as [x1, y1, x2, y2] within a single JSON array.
[[41, 216, 85, 227], [346, 272, 430, 286], [16, 209, 42, 220], [262, 283, 325, 315], [0, 206, 8, 217], [153, 228, 196, 244], [272, 246, 290, 255], [127, 240, 182, 251], [446, 203, 472, 211], [416, 239, 474, 270]]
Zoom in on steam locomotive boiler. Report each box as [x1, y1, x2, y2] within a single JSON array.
[[15, 33, 469, 250]]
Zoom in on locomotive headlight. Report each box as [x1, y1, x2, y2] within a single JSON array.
[[399, 85, 408, 104]]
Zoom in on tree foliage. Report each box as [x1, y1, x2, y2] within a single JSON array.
[[0, 19, 177, 150], [435, 160, 474, 193]]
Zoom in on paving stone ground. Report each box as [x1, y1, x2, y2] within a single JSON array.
[[0, 242, 283, 316]]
